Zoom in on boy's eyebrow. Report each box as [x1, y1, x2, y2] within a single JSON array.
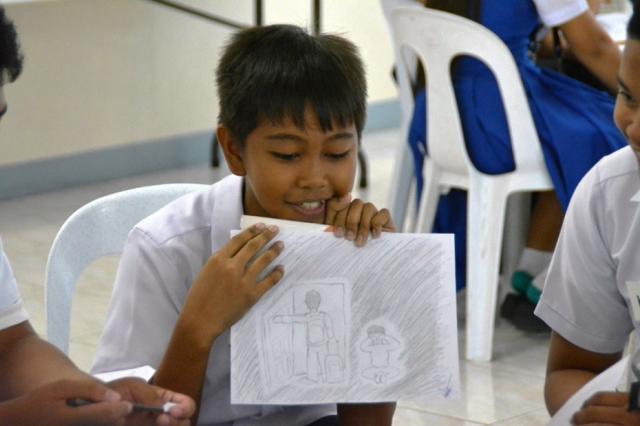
[[618, 75, 630, 92], [265, 133, 307, 143], [326, 131, 356, 142]]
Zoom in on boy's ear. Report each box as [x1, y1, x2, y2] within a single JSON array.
[[216, 126, 247, 176]]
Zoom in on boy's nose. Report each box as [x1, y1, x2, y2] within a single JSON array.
[[297, 161, 328, 189]]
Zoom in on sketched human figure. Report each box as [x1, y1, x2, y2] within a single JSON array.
[[273, 290, 343, 383], [360, 325, 401, 384]]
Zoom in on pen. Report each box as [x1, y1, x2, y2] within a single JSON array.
[[67, 398, 178, 414]]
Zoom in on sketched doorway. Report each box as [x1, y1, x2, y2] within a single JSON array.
[[260, 278, 351, 392]]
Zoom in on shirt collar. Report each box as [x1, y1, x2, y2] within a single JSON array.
[[632, 190, 640, 203]]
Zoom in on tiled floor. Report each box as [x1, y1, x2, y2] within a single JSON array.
[[0, 128, 551, 425]]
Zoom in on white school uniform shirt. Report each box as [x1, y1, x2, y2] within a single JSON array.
[[0, 237, 29, 330], [533, 0, 588, 27], [535, 146, 640, 358], [92, 174, 335, 426]]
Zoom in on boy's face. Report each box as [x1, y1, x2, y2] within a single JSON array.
[[219, 107, 357, 223], [614, 38, 640, 164]]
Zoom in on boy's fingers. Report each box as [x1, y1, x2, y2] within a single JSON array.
[[332, 207, 349, 237], [222, 224, 267, 257], [355, 203, 377, 246], [54, 379, 120, 403], [344, 199, 365, 241], [234, 226, 279, 264], [582, 391, 627, 408], [246, 241, 284, 280], [65, 401, 132, 426], [371, 208, 395, 236], [571, 405, 628, 425], [254, 265, 285, 297], [325, 194, 352, 225]]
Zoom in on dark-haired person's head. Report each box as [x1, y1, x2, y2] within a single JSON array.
[[614, 0, 640, 162], [215, 24, 367, 147], [214, 24, 365, 224], [0, 6, 23, 120]]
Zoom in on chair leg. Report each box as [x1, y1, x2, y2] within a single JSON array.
[[500, 193, 531, 290], [388, 142, 414, 230], [358, 148, 368, 189], [465, 178, 509, 361], [415, 160, 440, 233], [211, 133, 221, 168]]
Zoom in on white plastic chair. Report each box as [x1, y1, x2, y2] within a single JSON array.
[[45, 183, 208, 354], [389, 7, 554, 361]]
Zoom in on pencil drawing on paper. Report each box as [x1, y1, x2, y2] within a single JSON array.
[[358, 321, 405, 385], [230, 230, 460, 405], [259, 279, 350, 391]]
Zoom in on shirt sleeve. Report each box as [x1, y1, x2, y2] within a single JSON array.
[[535, 165, 632, 353], [91, 228, 189, 373], [0, 238, 29, 331], [532, 0, 589, 27]]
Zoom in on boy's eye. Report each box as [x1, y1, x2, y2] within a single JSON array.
[[618, 89, 635, 105], [326, 150, 352, 160], [270, 152, 300, 161]]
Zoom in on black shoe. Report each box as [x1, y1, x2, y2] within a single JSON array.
[[500, 293, 549, 333]]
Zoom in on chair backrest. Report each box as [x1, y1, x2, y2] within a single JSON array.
[[45, 183, 209, 353], [389, 6, 548, 178]]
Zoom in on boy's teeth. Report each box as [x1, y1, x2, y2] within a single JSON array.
[[300, 201, 322, 210]]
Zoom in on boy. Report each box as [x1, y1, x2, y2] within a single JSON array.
[[92, 24, 396, 425], [535, 1, 640, 422], [0, 6, 194, 425]]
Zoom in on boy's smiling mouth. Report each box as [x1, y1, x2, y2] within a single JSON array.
[[288, 199, 326, 220]]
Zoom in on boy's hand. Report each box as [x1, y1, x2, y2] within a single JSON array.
[[571, 391, 640, 425], [325, 194, 396, 247], [106, 377, 195, 426], [1, 379, 133, 426], [184, 223, 284, 338]]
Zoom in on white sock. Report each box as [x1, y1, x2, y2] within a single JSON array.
[[531, 265, 549, 291], [516, 248, 552, 277]]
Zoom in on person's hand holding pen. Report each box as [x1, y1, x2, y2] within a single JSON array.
[[0, 377, 195, 426], [105, 377, 195, 425]]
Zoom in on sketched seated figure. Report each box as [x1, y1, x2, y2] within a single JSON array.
[[273, 290, 343, 383], [360, 325, 402, 385]]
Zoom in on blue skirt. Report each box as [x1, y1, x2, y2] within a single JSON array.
[[409, 61, 626, 290]]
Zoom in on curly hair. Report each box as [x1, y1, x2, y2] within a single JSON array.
[[0, 6, 23, 85]]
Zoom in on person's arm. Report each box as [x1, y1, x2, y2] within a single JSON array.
[[0, 321, 89, 398], [152, 224, 284, 423], [559, 10, 622, 93], [0, 322, 194, 425], [337, 403, 396, 426], [545, 331, 621, 415]]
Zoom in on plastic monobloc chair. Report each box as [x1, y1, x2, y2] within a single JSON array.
[[389, 7, 554, 361], [45, 183, 209, 354]]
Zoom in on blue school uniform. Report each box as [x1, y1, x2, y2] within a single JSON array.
[[408, 0, 626, 289]]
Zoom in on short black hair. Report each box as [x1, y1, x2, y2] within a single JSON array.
[[216, 24, 367, 146], [0, 6, 23, 85], [629, 0, 640, 41]]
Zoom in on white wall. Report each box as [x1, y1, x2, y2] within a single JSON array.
[[0, 0, 396, 167]]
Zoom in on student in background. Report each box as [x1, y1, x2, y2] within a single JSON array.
[[92, 24, 396, 425], [0, 6, 195, 426], [409, 0, 626, 330], [535, 1, 640, 421]]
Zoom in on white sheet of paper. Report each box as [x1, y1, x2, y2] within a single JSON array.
[[93, 365, 156, 382], [230, 218, 459, 405]]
